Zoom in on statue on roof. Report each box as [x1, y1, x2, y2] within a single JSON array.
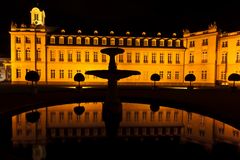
[[208, 21, 217, 30]]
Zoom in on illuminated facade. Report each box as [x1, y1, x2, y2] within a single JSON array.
[[12, 103, 240, 150], [9, 7, 240, 86]]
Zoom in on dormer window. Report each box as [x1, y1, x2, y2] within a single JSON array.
[[160, 39, 164, 47], [68, 37, 73, 44], [59, 36, 64, 44], [85, 37, 90, 45], [102, 38, 107, 45], [127, 38, 132, 46], [144, 39, 148, 46], [168, 39, 172, 47], [119, 38, 124, 45], [110, 38, 115, 45], [76, 37, 81, 44], [135, 39, 140, 46], [152, 39, 156, 46], [176, 40, 180, 47], [93, 37, 98, 45]]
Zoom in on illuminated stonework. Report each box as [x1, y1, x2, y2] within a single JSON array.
[[9, 7, 240, 86]]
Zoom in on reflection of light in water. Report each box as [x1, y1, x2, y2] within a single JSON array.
[[12, 102, 240, 151]]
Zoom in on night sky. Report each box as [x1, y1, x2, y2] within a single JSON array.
[[0, 0, 239, 57]]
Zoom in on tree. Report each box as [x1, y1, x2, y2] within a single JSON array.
[[185, 73, 196, 89], [74, 73, 85, 89], [26, 111, 40, 123], [228, 73, 240, 88], [73, 104, 85, 116], [150, 73, 160, 88], [25, 70, 40, 85]]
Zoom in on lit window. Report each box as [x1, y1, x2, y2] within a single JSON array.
[[85, 37, 90, 45], [59, 36, 64, 44], [50, 36, 55, 44], [93, 37, 98, 45], [68, 37, 73, 44]]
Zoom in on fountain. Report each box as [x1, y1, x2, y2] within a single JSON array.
[[85, 47, 141, 137]]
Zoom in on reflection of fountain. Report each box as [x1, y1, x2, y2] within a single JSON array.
[[85, 47, 141, 137]]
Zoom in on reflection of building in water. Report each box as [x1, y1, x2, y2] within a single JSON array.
[[12, 103, 240, 150]]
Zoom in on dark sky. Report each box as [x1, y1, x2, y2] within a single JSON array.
[[0, 0, 239, 57]]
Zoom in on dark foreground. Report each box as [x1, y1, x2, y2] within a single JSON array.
[[1, 137, 240, 160]]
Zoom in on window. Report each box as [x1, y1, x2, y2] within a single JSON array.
[[16, 37, 21, 43], [160, 53, 164, 63], [187, 112, 192, 122], [152, 53, 156, 63], [135, 39, 140, 46], [159, 71, 163, 79], [166, 112, 171, 121], [175, 71, 179, 80], [134, 112, 139, 121], [85, 37, 90, 45], [202, 39, 208, 46], [50, 36, 55, 44], [16, 49, 21, 61], [126, 112, 131, 121], [189, 41, 195, 47], [201, 70, 207, 80], [168, 40, 172, 47], [50, 70, 55, 79], [127, 38, 132, 46], [68, 70, 72, 79], [76, 37, 81, 44], [189, 52, 194, 63], [202, 51, 208, 63], [59, 70, 64, 79], [119, 38, 124, 45], [85, 112, 90, 122], [237, 40, 240, 46], [93, 112, 98, 122], [127, 53, 132, 63], [68, 112, 73, 121], [76, 51, 81, 62], [59, 112, 64, 121], [59, 36, 64, 44], [142, 112, 147, 121], [102, 54, 106, 63], [94, 52, 98, 62], [119, 54, 123, 63], [25, 37, 31, 43], [50, 50, 55, 61], [152, 39, 156, 46], [135, 53, 140, 63], [221, 71, 226, 80], [150, 112, 155, 121], [168, 53, 172, 64], [68, 37, 73, 44], [110, 38, 115, 45], [93, 37, 98, 45], [59, 51, 64, 62], [37, 49, 41, 61], [222, 41, 228, 47], [25, 48, 31, 61], [68, 52, 72, 62], [236, 52, 240, 63], [144, 39, 148, 46], [221, 52, 227, 64], [174, 112, 178, 121], [85, 51, 90, 62], [16, 69, 21, 78], [175, 40, 180, 47], [167, 71, 171, 79], [176, 53, 180, 64], [143, 54, 148, 63], [158, 112, 163, 121], [102, 38, 107, 45], [160, 39, 164, 46]]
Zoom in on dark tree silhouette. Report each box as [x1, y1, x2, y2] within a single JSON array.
[[26, 111, 40, 123], [150, 102, 160, 112], [150, 73, 160, 88], [74, 73, 85, 89], [185, 73, 196, 89], [25, 70, 40, 85], [73, 105, 85, 116], [228, 73, 240, 88]]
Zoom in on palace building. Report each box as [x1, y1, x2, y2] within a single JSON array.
[[9, 6, 240, 86]]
